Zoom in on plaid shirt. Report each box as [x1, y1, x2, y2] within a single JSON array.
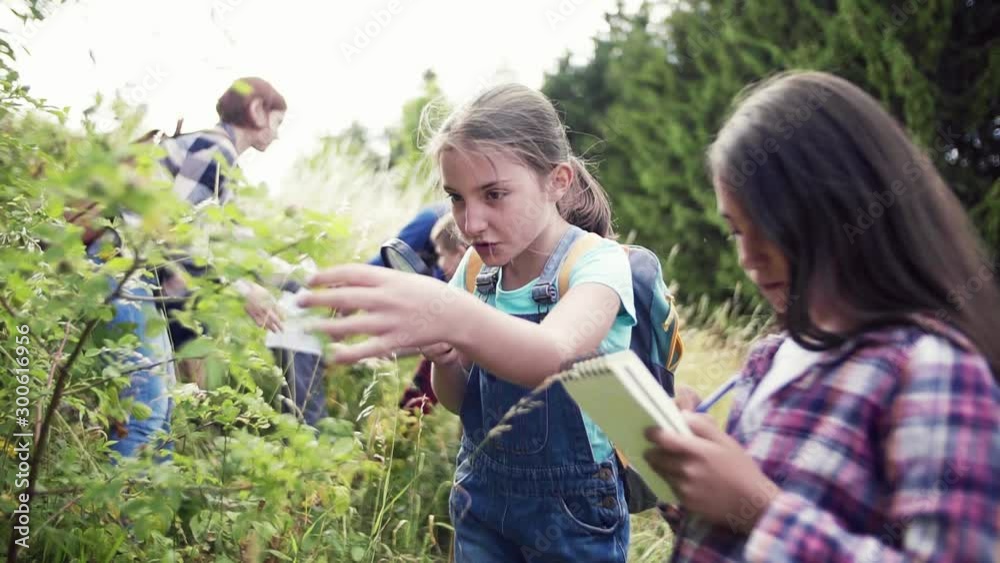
[[671, 316, 999, 562], [160, 124, 239, 206]]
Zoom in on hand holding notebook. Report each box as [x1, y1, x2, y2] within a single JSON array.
[[558, 350, 692, 505]]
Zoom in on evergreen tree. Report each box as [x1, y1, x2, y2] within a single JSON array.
[[544, 0, 1000, 306]]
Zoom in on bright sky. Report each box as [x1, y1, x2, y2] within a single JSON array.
[[4, 0, 641, 197]]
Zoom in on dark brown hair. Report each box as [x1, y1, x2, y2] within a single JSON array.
[[708, 70, 1000, 378], [216, 77, 287, 129]]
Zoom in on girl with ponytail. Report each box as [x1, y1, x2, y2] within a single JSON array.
[[300, 84, 635, 561]]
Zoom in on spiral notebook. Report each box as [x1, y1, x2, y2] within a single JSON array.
[[560, 350, 691, 505]]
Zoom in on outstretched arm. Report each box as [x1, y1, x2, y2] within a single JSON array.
[[300, 264, 623, 389]]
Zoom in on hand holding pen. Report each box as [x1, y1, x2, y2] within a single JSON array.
[[671, 374, 742, 413], [693, 374, 742, 413]]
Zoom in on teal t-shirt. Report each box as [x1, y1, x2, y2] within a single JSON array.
[[449, 236, 637, 462]]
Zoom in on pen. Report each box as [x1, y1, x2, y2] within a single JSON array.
[[694, 374, 742, 413]]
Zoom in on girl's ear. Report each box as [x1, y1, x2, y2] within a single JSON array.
[[547, 163, 574, 202], [248, 98, 267, 129]]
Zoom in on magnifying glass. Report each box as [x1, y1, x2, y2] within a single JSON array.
[[378, 238, 432, 358], [380, 238, 431, 275]]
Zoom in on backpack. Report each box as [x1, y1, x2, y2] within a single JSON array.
[[463, 225, 684, 513], [134, 118, 240, 201]]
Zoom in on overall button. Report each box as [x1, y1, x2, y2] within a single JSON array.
[[601, 496, 617, 509], [597, 467, 614, 481]]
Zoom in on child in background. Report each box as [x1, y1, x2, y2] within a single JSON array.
[[66, 204, 176, 461], [156, 77, 287, 387], [430, 212, 468, 281], [301, 84, 636, 562], [643, 71, 1000, 561], [398, 212, 469, 413], [368, 202, 450, 280]]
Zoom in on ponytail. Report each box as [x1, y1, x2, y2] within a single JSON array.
[[427, 84, 616, 238], [561, 156, 614, 237]]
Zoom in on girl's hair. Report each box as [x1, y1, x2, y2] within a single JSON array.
[[426, 83, 614, 237], [216, 77, 287, 129], [430, 212, 466, 254], [708, 70, 1000, 378]]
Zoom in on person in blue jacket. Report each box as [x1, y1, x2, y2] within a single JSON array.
[[368, 202, 450, 280], [367, 202, 450, 411]]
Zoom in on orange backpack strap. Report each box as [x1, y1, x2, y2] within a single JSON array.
[[464, 250, 484, 294], [555, 232, 606, 298], [663, 297, 684, 373], [615, 447, 632, 470]]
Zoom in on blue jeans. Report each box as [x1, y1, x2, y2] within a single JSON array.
[[272, 349, 328, 426], [104, 278, 176, 462], [88, 234, 175, 462], [110, 371, 174, 461]]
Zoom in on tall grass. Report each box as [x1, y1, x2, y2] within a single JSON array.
[[330, 327, 752, 562]]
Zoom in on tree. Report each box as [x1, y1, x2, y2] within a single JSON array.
[[543, 0, 1000, 306], [385, 69, 448, 176]]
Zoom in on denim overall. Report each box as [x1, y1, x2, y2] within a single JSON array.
[[450, 226, 629, 563]]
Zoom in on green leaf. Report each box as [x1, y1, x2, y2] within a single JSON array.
[[44, 197, 64, 218], [204, 356, 227, 389], [130, 402, 152, 421], [231, 79, 253, 96], [330, 437, 356, 460], [175, 338, 214, 360], [333, 485, 351, 516]]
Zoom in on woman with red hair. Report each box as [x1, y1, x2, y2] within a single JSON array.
[[159, 78, 328, 428]]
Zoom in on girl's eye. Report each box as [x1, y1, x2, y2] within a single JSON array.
[[486, 190, 506, 201], [727, 231, 742, 241], [447, 193, 463, 203]]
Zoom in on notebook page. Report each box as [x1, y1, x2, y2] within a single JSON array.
[[561, 363, 681, 504], [617, 355, 692, 437]]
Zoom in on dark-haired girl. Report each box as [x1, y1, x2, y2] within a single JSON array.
[[645, 71, 1000, 562]]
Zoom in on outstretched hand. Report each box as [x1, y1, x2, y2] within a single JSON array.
[[297, 264, 462, 364]]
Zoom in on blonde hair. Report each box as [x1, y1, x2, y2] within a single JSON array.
[[424, 84, 614, 237], [431, 212, 466, 253]]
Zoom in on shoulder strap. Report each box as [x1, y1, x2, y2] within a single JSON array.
[[554, 232, 607, 300], [531, 225, 588, 304], [463, 250, 500, 296], [463, 227, 606, 300], [663, 294, 684, 374], [464, 251, 483, 294]]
